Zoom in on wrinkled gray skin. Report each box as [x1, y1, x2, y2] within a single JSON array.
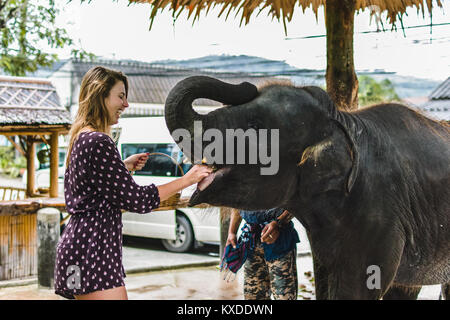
[[165, 76, 450, 300]]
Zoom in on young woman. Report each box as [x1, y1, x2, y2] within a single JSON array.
[[54, 66, 211, 300]]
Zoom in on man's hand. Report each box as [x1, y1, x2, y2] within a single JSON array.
[[260, 221, 280, 244], [226, 233, 238, 249]]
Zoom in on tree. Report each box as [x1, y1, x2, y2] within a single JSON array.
[[0, 0, 94, 76], [126, 0, 443, 110], [358, 75, 400, 107]]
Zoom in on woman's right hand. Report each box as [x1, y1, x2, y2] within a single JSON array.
[[157, 165, 212, 202], [183, 165, 212, 186]]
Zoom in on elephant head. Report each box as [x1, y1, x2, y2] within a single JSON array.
[[165, 76, 359, 210]]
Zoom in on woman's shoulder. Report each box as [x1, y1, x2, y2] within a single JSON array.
[[78, 131, 114, 145], [74, 131, 115, 154]]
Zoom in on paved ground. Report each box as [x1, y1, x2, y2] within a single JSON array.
[[0, 175, 443, 300], [0, 237, 442, 300], [0, 255, 315, 300]]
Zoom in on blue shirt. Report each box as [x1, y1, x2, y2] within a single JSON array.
[[239, 209, 300, 261]]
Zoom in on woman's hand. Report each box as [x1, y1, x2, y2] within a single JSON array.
[[124, 153, 149, 172], [182, 165, 212, 185], [156, 165, 212, 202], [260, 221, 280, 244]]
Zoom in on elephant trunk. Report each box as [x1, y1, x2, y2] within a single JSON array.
[[164, 76, 258, 136]]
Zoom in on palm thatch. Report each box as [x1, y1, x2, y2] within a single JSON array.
[[131, 0, 443, 32]]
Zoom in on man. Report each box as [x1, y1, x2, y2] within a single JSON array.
[[225, 208, 300, 300]]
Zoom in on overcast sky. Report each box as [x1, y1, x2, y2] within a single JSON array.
[[56, 0, 450, 81]]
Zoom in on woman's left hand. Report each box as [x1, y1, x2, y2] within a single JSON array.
[[124, 153, 150, 172], [260, 221, 280, 244]]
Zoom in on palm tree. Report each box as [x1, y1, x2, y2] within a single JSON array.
[[129, 0, 443, 110]]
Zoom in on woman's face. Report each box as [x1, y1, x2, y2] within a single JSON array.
[[105, 80, 129, 125]]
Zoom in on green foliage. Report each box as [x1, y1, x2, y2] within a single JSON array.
[[358, 75, 400, 107], [0, 0, 95, 76], [0, 146, 26, 178]]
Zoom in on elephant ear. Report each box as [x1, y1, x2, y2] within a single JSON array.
[[298, 122, 359, 198]]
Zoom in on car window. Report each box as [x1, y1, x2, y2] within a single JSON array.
[[121, 143, 192, 177]]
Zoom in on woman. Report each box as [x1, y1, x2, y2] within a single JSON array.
[[54, 66, 211, 300]]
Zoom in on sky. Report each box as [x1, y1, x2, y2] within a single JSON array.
[[55, 0, 450, 81]]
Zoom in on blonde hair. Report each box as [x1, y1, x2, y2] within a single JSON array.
[[66, 66, 128, 167]]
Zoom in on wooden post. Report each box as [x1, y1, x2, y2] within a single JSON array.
[[325, 0, 358, 110], [49, 133, 59, 198], [26, 137, 35, 197], [37, 207, 60, 289]]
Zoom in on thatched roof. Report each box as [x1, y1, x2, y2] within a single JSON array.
[[0, 76, 71, 127], [131, 0, 443, 30]]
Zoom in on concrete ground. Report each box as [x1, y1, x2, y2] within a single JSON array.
[[0, 255, 315, 300], [0, 237, 442, 300], [0, 175, 443, 300]]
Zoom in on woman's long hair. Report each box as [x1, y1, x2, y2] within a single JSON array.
[[66, 66, 128, 167]]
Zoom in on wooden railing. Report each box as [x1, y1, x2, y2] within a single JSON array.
[[0, 186, 26, 201]]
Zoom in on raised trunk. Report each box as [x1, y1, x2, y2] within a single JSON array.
[[164, 76, 258, 161], [165, 76, 257, 133], [325, 0, 359, 111]]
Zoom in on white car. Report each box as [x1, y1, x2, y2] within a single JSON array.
[[116, 116, 221, 253]]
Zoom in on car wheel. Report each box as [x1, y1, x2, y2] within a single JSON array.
[[161, 215, 194, 253]]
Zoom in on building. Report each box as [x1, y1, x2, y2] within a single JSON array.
[[417, 77, 450, 121], [48, 58, 281, 119]]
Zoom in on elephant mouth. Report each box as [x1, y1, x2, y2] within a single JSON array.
[[197, 166, 231, 191], [190, 166, 232, 205]]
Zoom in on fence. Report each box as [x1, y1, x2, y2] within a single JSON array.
[[0, 196, 64, 282], [0, 186, 26, 201], [0, 213, 37, 280], [0, 195, 209, 282]]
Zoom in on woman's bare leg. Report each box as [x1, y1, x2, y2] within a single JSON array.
[[75, 286, 128, 300]]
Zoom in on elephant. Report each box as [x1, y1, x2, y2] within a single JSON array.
[[164, 76, 450, 300]]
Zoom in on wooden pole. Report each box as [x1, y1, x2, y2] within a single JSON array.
[[325, 0, 358, 110], [26, 137, 35, 197], [49, 133, 59, 198], [5, 136, 25, 156]]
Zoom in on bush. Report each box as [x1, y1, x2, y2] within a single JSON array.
[[358, 75, 400, 107], [0, 146, 27, 178]]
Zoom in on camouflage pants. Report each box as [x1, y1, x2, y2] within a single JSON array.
[[243, 245, 298, 300]]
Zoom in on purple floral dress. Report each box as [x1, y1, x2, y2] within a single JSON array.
[[54, 132, 160, 299]]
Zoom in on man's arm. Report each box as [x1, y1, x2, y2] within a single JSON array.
[[226, 209, 243, 248]]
